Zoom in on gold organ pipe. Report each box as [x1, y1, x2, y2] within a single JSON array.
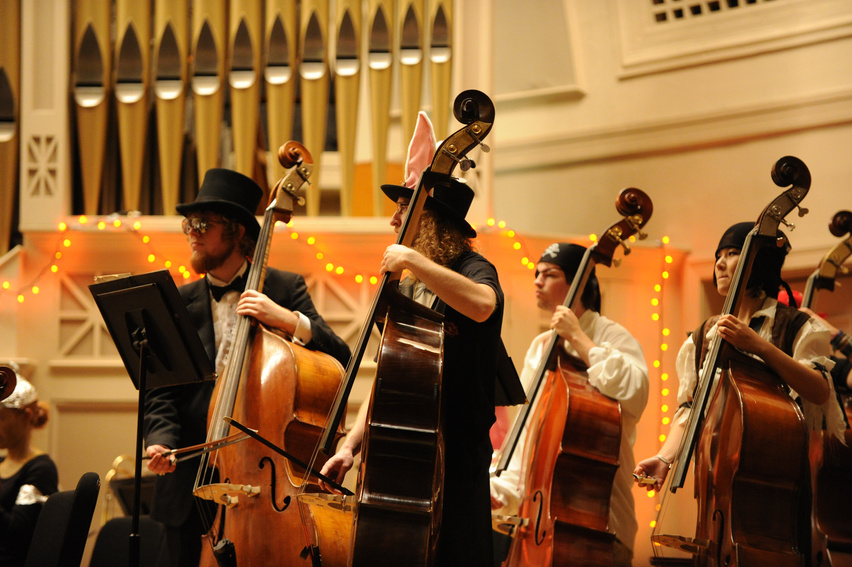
[[191, 0, 227, 192], [154, 0, 188, 214], [265, 0, 298, 186], [300, 0, 330, 216], [0, 0, 20, 252], [334, 0, 361, 217], [368, 0, 394, 216], [115, 0, 152, 213], [72, 0, 111, 214], [398, 0, 424, 157], [229, 0, 263, 204], [429, 0, 453, 142]]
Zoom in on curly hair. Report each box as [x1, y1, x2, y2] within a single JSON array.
[[411, 210, 473, 267]]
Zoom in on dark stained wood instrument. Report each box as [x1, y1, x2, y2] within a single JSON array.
[[309, 90, 495, 567], [0, 365, 17, 402], [803, 210, 852, 567], [495, 188, 652, 566], [655, 156, 813, 566]]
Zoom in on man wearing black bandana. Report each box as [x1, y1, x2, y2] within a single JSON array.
[[634, 222, 846, 555], [490, 242, 649, 567], [142, 168, 350, 566]]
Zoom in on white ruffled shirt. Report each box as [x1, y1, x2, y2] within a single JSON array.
[[209, 262, 312, 375], [674, 297, 846, 442], [490, 310, 649, 551]]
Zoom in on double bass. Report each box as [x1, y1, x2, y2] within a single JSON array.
[[654, 156, 813, 566], [306, 90, 495, 567], [804, 210, 852, 567], [193, 142, 347, 566], [0, 365, 16, 402], [494, 188, 653, 566]]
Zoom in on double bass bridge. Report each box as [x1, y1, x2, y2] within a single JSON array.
[[193, 483, 261, 508]]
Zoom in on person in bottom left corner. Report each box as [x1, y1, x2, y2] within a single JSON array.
[[0, 371, 59, 567]]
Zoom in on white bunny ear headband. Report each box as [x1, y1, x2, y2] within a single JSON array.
[[380, 111, 477, 237]]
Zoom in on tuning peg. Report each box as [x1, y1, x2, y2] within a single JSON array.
[[778, 217, 797, 231], [626, 215, 648, 240], [459, 158, 476, 171], [796, 205, 809, 217], [606, 226, 632, 256], [441, 145, 477, 171], [612, 258, 622, 268], [467, 124, 491, 153]]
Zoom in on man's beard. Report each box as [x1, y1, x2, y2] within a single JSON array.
[[190, 239, 237, 274]]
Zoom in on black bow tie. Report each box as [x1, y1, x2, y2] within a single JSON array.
[[208, 274, 247, 302]]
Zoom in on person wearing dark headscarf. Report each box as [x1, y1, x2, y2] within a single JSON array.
[[634, 222, 846, 493], [489, 243, 649, 567]]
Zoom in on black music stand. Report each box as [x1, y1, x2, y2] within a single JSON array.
[[90, 270, 215, 567]]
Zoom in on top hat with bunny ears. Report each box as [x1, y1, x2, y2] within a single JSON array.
[[381, 112, 477, 238]]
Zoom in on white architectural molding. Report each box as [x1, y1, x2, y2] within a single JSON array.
[[18, 0, 71, 231], [494, 85, 852, 173], [616, 0, 852, 78]]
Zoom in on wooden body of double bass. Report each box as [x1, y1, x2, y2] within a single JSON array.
[[804, 209, 852, 567], [694, 347, 810, 567], [194, 142, 347, 566], [350, 299, 445, 567], [811, 404, 852, 567], [505, 356, 621, 567], [199, 324, 346, 566]]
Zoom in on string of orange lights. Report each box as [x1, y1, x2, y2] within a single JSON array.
[[0, 214, 551, 306], [647, 237, 675, 530]]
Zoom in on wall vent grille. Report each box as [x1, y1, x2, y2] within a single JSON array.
[[651, 0, 779, 24]]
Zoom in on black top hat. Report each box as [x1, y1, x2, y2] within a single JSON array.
[[381, 172, 477, 238], [176, 169, 262, 240]]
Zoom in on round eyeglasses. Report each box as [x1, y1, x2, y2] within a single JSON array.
[[181, 217, 225, 235]]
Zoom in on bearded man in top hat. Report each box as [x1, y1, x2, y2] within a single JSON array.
[[143, 168, 350, 566], [319, 112, 505, 566], [489, 242, 649, 567]]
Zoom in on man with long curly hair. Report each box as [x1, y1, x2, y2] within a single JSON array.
[[320, 112, 504, 566]]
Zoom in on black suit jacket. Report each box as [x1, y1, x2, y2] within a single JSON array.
[[142, 267, 350, 527]]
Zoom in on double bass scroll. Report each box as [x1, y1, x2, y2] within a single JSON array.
[[803, 210, 852, 301], [0, 365, 17, 403]]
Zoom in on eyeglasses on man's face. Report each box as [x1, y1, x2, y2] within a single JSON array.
[[181, 217, 226, 235], [394, 202, 410, 216]]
